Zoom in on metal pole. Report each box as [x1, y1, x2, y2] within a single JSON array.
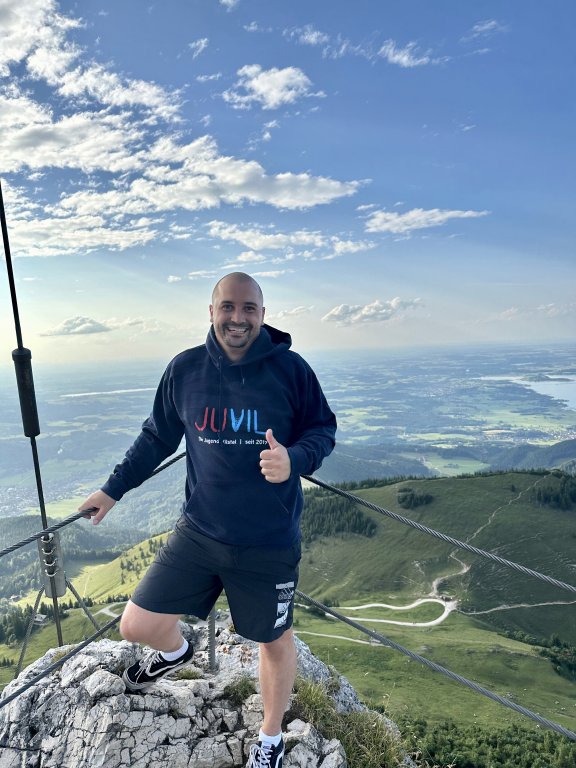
[[208, 607, 217, 671], [1, 179, 64, 646]]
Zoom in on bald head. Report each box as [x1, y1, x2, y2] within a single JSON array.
[[209, 272, 265, 361], [212, 272, 263, 305]]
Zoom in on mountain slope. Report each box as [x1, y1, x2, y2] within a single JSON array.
[[298, 471, 576, 642]]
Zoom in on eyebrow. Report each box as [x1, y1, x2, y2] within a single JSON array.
[[220, 300, 259, 307]]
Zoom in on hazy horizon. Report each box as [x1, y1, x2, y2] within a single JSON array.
[[2, 337, 575, 374]]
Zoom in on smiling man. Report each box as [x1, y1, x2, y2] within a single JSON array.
[[79, 272, 337, 768], [210, 273, 265, 359]]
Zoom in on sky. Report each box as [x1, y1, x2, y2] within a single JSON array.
[[0, 0, 575, 368]]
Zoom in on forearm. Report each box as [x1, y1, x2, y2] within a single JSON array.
[[102, 428, 179, 500], [287, 431, 335, 477]]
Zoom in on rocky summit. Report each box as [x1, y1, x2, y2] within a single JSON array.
[[0, 625, 405, 767]]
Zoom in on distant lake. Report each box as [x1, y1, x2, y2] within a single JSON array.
[[522, 380, 576, 410], [480, 376, 576, 411]]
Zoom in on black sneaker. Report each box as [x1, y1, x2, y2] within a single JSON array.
[[122, 642, 194, 691], [246, 739, 284, 768]]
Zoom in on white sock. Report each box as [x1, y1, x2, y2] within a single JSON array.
[[259, 729, 282, 747], [160, 638, 189, 661]]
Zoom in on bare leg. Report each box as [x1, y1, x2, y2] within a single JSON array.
[[120, 600, 184, 653], [259, 628, 297, 735]]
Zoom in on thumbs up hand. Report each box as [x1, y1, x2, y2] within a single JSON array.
[[259, 428, 291, 483]]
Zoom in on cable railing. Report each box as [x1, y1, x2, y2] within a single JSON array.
[[1, 456, 575, 741]]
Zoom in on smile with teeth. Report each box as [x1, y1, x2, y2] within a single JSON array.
[[226, 325, 249, 336]]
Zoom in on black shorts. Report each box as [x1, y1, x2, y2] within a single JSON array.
[[131, 516, 301, 643]]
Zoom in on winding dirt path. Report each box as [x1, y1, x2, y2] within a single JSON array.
[[296, 596, 458, 629]]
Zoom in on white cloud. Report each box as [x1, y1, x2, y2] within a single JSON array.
[[0, 93, 145, 174], [0, 2, 359, 259], [499, 307, 520, 320], [48, 135, 358, 221], [269, 305, 313, 321], [330, 238, 375, 257], [56, 64, 180, 118], [285, 27, 369, 61], [167, 275, 182, 282], [244, 22, 272, 33], [104, 317, 145, 330], [206, 220, 373, 261], [197, 73, 222, 83], [468, 20, 507, 39], [1, 0, 179, 120], [3, 178, 158, 257], [364, 207, 489, 234], [247, 119, 280, 150], [189, 38, 209, 59], [41, 316, 111, 336], [322, 297, 421, 326], [482, 303, 576, 326], [220, 0, 239, 8], [284, 26, 445, 66], [207, 221, 323, 251], [188, 270, 220, 280], [223, 64, 320, 110], [285, 24, 330, 47], [0, 0, 81, 77], [1, 137, 359, 256], [235, 251, 267, 263], [536, 303, 576, 318], [378, 40, 431, 68], [251, 270, 291, 278], [41, 314, 148, 337]]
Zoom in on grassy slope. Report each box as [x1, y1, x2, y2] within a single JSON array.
[[293, 608, 576, 733], [24, 497, 88, 519], [13, 532, 169, 609], [300, 472, 576, 640]]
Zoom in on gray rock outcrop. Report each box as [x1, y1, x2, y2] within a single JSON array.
[[0, 625, 404, 767]]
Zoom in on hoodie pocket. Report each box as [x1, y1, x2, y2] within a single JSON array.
[[185, 479, 294, 542]]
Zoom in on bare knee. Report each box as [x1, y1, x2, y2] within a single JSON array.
[[120, 601, 180, 646], [119, 603, 146, 643], [259, 628, 295, 660]]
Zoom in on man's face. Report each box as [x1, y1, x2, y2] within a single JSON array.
[[210, 278, 265, 361]]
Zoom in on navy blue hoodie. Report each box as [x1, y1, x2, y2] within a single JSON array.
[[102, 324, 336, 546]]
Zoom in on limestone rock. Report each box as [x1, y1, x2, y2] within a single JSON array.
[[0, 627, 407, 768]]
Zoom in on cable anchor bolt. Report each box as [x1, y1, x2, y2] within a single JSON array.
[[37, 532, 67, 598]]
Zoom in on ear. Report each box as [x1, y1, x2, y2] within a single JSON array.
[[209, 304, 214, 323], [261, 306, 266, 321]]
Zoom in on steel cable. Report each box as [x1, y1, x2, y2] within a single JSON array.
[[296, 590, 576, 742], [0, 615, 121, 711], [303, 475, 576, 596], [0, 452, 186, 560]]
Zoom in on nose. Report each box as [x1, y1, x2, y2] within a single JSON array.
[[230, 307, 245, 324]]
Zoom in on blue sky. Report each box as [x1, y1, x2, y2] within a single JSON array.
[[0, 0, 574, 367]]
